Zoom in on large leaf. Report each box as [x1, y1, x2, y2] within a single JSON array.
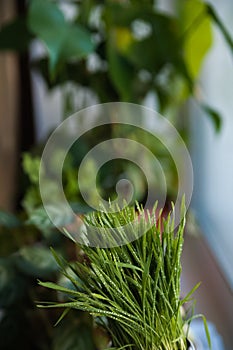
[[179, 0, 212, 79], [16, 245, 58, 278], [0, 210, 20, 229], [26, 206, 54, 231], [27, 204, 74, 232], [28, 0, 95, 75]]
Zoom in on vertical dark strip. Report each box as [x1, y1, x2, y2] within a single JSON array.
[[17, 0, 35, 152], [16, 0, 35, 208]]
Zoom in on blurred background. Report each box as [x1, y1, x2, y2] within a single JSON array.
[[0, 0, 232, 349]]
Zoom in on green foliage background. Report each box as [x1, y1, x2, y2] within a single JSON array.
[[0, 0, 232, 349]]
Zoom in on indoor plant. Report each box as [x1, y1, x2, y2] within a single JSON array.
[[39, 201, 211, 350]]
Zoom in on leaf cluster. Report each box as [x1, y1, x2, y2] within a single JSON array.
[[39, 203, 210, 349], [0, 0, 231, 128], [0, 209, 102, 350]]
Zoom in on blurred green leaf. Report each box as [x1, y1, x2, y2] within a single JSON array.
[[70, 202, 92, 214], [107, 34, 135, 101], [104, 4, 193, 101], [105, 4, 181, 69], [180, 0, 212, 79], [16, 245, 58, 278], [27, 204, 74, 232], [22, 153, 41, 184], [62, 25, 95, 61], [0, 17, 33, 52], [28, 0, 95, 76], [22, 186, 42, 213], [26, 206, 53, 231], [28, 0, 66, 73], [202, 104, 222, 132], [104, 2, 152, 27], [129, 16, 180, 71], [207, 3, 233, 55], [0, 210, 20, 229], [53, 320, 95, 350]]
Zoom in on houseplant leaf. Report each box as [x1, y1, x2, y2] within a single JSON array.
[[0, 210, 20, 229], [207, 4, 233, 55], [179, 0, 212, 79], [16, 245, 58, 278], [28, 0, 95, 76], [201, 104, 222, 132]]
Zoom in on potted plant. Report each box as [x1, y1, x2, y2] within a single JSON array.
[[38, 201, 211, 350]]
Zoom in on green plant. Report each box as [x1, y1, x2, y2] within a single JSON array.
[[39, 202, 211, 350], [1, 1, 230, 348], [2, 0, 232, 225], [0, 209, 107, 350], [1, 0, 232, 128], [2, 0, 232, 224]]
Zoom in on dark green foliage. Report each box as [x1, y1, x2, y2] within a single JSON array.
[[0, 0, 231, 126], [0, 257, 26, 307], [0, 210, 21, 229], [0, 211, 103, 349], [28, 0, 96, 76], [0, 1, 227, 348]]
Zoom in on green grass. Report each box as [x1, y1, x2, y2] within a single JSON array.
[[38, 202, 211, 350]]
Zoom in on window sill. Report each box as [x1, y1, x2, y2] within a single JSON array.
[[181, 232, 233, 349]]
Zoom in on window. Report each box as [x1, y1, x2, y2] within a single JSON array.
[[190, 0, 233, 289]]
